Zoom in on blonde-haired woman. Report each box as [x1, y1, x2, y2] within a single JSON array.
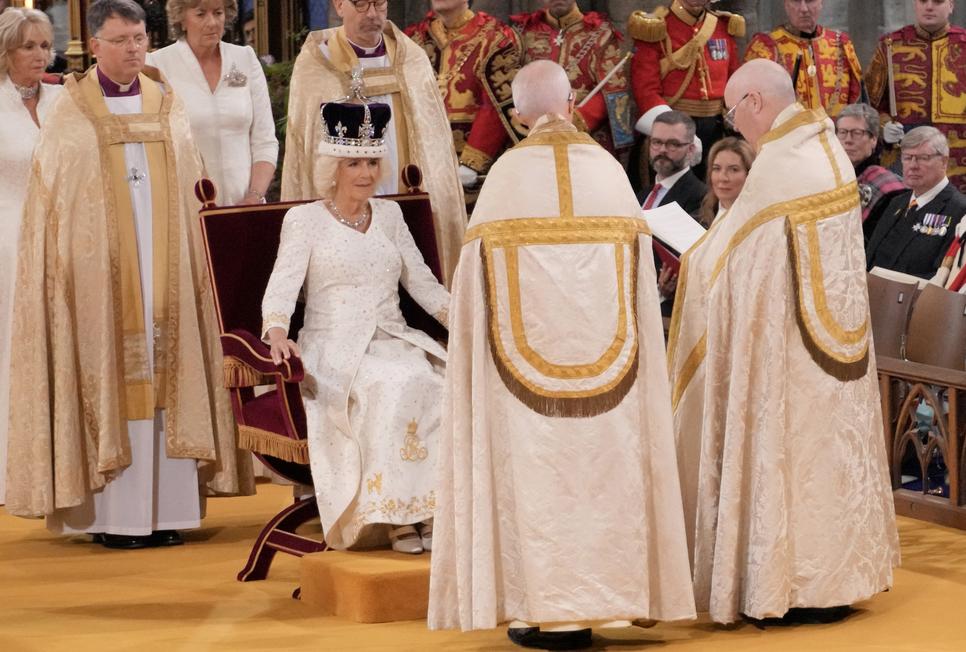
[[0, 7, 61, 505], [147, 0, 276, 205], [262, 102, 448, 554], [698, 136, 756, 227]]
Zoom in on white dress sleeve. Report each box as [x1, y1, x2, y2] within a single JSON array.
[[246, 46, 279, 166], [261, 206, 311, 339], [388, 201, 451, 326]]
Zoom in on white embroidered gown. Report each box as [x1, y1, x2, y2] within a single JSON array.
[[0, 78, 61, 505], [261, 198, 448, 549]]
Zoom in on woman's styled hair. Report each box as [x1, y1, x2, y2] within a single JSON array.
[[698, 136, 756, 226], [0, 7, 54, 78], [165, 0, 238, 40], [314, 154, 391, 200]]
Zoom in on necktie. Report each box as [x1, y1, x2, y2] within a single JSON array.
[[643, 183, 663, 210]]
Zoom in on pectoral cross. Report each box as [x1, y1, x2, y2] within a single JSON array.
[[554, 31, 564, 47], [127, 167, 146, 187]]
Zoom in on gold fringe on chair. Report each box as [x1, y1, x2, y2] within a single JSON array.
[[238, 424, 310, 464], [223, 356, 270, 388]]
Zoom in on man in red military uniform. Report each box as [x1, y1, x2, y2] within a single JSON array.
[[865, 0, 966, 193], [744, 0, 862, 117], [406, 0, 522, 191], [511, 0, 633, 155], [629, 0, 743, 166]]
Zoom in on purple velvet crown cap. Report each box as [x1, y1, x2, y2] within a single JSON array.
[[317, 101, 391, 158]]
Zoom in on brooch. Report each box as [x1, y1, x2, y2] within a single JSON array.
[[223, 63, 247, 87]]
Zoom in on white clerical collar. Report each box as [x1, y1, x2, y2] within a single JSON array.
[[911, 177, 949, 207], [656, 165, 691, 190], [347, 34, 385, 56]]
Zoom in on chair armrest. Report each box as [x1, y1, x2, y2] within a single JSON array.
[[220, 329, 305, 385]]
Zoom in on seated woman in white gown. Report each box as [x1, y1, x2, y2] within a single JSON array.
[[261, 101, 449, 554]]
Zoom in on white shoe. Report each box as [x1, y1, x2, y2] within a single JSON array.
[[389, 525, 423, 554], [419, 519, 433, 551]]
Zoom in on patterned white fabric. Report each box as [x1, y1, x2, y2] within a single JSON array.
[[0, 77, 61, 505], [669, 104, 900, 623], [429, 119, 696, 631], [46, 91, 200, 536], [261, 198, 448, 549], [147, 41, 278, 206]]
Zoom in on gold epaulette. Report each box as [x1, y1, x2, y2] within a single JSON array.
[[628, 8, 668, 43], [716, 12, 746, 38]]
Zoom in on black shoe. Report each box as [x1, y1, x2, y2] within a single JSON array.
[[784, 606, 853, 624], [151, 530, 184, 547], [101, 534, 154, 550], [91, 533, 105, 544], [507, 626, 592, 650]]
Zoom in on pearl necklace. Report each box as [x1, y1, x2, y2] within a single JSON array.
[[327, 200, 370, 229], [14, 82, 39, 100]]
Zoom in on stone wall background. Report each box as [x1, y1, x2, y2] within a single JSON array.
[[331, 1, 966, 69]]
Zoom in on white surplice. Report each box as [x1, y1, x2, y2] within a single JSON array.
[[147, 41, 278, 205], [261, 199, 448, 549], [46, 91, 200, 536], [0, 78, 61, 505]]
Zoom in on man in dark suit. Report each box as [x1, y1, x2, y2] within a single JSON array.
[[639, 110, 707, 315], [867, 126, 966, 279], [638, 110, 708, 216]]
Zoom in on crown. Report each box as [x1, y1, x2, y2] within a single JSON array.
[[318, 100, 391, 158]]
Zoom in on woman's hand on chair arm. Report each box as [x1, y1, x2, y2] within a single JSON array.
[[267, 327, 300, 365]]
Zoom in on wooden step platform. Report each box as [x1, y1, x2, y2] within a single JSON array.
[[299, 550, 431, 623]]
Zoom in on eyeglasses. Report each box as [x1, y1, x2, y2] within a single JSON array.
[[649, 138, 690, 151], [900, 152, 945, 164], [94, 34, 149, 49], [724, 93, 750, 130], [836, 128, 873, 140], [348, 0, 388, 12]]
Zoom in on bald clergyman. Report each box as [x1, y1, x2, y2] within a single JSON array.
[[668, 58, 900, 625], [428, 60, 695, 650]]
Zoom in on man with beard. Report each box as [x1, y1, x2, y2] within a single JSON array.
[[282, 0, 465, 286], [640, 110, 706, 315], [745, 0, 862, 117], [865, 0, 966, 193], [628, 0, 744, 174], [405, 0, 522, 193], [511, 0, 632, 157], [835, 103, 907, 241]]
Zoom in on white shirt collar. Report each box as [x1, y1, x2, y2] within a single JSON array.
[[912, 177, 949, 207], [656, 165, 691, 190]]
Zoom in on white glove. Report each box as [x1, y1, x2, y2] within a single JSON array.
[[882, 121, 905, 145], [458, 164, 479, 188], [634, 104, 672, 136]]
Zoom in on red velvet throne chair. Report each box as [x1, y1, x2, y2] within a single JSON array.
[[196, 166, 444, 582]]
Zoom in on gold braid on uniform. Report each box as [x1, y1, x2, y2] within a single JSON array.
[[722, 12, 746, 38], [628, 9, 667, 43]]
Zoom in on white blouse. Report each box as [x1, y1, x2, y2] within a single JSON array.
[[148, 39, 278, 205]]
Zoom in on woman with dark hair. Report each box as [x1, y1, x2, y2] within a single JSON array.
[[698, 136, 755, 227]]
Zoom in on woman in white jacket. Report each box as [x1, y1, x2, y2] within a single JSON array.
[[0, 7, 62, 505], [148, 0, 277, 205]]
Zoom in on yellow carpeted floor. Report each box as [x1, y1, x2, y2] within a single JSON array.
[[3, 482, 966, 651]]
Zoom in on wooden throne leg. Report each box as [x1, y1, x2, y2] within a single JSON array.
[[237, 496, 328, 582]]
